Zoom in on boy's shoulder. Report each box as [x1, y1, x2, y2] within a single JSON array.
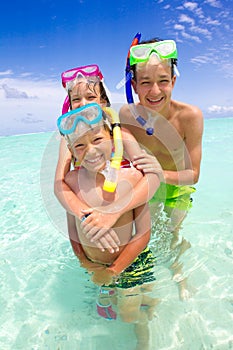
[[172, 100, 203, 123]]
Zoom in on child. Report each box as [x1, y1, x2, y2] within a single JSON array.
[[57, 103, 157, 350], [119, 36, 203, 300], [54, 65, 161, 321], [54, 64, 161, 253]]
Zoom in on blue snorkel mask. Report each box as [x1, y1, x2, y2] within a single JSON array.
[[125, 33, 179, 136]]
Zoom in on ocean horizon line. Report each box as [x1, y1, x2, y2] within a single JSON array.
[[0, 115, 232, 138]]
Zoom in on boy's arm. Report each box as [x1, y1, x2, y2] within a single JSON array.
[[163, 106, 203, 185], [66, 212, 90, 267], [106, 203, 151, 276]]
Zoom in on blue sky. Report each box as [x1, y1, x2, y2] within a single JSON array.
[[0, 0, 232, 135]]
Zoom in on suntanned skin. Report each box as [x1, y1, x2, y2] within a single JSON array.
[[120, 62, 203, 186], [119, 58, 203, 300], [54, 80, 161, 252], [64, 125, 155, 350]]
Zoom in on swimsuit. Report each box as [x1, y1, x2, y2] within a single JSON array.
[[108, 246, 156, 289], [149, 182, 196, 211]]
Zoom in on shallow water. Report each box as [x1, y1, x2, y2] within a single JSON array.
[[0, 118, 233, 349]]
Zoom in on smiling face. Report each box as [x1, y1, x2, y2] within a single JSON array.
[[69, 81, 103, 110], [68, 126, 112, 173], [132, 59, 176, 116]]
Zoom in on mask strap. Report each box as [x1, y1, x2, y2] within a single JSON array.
[[62, 95, 70, 114]]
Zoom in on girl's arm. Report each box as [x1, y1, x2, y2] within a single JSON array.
[[55, 139, 120, 251], [106, 202, 151, 276], [54, 137, 88, 218], [81, 128, 161, 239]]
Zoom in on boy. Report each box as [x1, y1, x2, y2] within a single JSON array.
[[119, 37, 203, 300], [57, 103, 157, 350]]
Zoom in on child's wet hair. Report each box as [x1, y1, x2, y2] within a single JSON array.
[[130, 37, 178, 80]]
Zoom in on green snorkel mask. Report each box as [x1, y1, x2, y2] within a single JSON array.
[[125, 34, 179, 136]]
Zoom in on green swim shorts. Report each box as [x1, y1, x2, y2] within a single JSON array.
[[109, 246, 156, 289], [150, 182, 196, 211]]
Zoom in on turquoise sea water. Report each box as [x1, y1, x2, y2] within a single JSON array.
[[0, 117, 233, 350]]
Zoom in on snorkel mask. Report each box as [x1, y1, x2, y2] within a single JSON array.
[[61, 64, 104, 114], [57, 103, 123, 193], [125, 33, 179, 135]]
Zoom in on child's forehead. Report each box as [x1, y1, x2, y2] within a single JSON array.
[[70, 81, 100, 96], [69, 126, 109, 144], [136, 60, 171, 77]]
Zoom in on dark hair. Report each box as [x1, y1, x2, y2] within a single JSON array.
[[130, 37, 178, 80], [99, 81, 111, 106]]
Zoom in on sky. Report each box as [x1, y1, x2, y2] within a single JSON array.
[[0, 0, 232, 136]]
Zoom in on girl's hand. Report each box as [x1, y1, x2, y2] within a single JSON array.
[[91, 268, 114, 286], [81, 209, 121, 253]]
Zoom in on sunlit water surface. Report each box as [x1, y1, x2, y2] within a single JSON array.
[[0, 117, 232, 350]]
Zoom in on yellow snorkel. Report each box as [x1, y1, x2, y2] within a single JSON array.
[[102, 107, 123, 192]]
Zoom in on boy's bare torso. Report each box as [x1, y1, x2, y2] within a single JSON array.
[[65, 166, 143, 264], [120, 100, 195, 171]]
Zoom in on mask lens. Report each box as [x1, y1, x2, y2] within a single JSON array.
[[156, 41, 175, 57], [57, 104, 103, 135], [82, 65, 98, 74], [132, 46, 150, 59], [63, 69, 78, 78]]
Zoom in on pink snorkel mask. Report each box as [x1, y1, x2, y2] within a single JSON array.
[[61, 64, 104, 114]]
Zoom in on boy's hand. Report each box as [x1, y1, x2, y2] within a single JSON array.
[[133, 150, 163, 177]]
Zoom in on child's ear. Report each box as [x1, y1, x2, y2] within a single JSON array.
[[172, 75, 176, 88], [131, 79, 137, 94]]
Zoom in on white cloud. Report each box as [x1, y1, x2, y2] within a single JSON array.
[[205, 0, 222, 8], [205, 17, 221, 26], [0, 75, 125, 136], [181, 31, 201, 43], [179, 14, 195, 26], [183, 2, 198, 11], [191, 26, 212, 39], [208, 105, 233, 113], [0, 69, 13, 76], [174, 24, 185, 31], [0, 76, 65, 136], [2, 84, 35, 99], [191, 55, 212, 64]]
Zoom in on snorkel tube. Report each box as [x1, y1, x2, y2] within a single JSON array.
[[102, 107, 123, 193], [125, 32, 154, 136], [125, 32, 141, 104]]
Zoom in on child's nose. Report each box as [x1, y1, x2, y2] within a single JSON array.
[[86, 143, 96, 154], [151, 82, 160, 94], [79, 98, 88, 107]]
